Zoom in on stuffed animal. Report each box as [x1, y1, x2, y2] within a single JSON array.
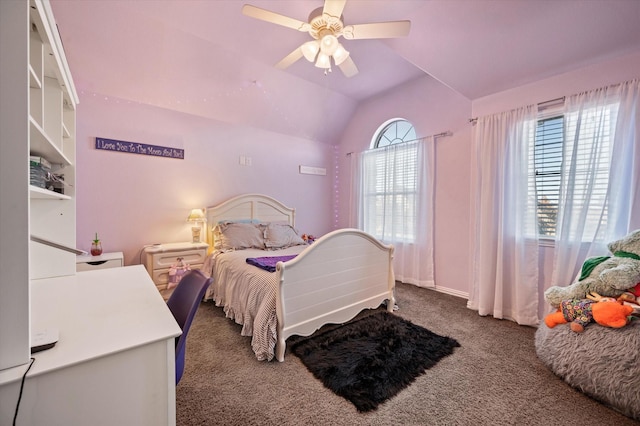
[[618, 283, 640, 316], [544, 294, 634, 333], [630, 282, 640, 298], [544, 229, 640, 307], [618, 291, 638, 304]]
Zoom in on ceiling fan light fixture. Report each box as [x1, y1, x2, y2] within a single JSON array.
[[301, 40, 320, 62], [332, 43, 349, 65], [315, 52, 331, 69], [319, 34, 339, 55], [242, 1, 411, 78]]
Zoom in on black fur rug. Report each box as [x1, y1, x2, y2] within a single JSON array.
[[289, 310, 460, 412]]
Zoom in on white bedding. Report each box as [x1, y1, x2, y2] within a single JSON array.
[[202, 245, 307, 361]]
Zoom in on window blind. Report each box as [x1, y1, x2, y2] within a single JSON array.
[[361, 140, 418, 242], [531, 104, 615, 239], [534, 116, 563, 237]]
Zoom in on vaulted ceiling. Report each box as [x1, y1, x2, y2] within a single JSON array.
[[50, 0, 640, 143]]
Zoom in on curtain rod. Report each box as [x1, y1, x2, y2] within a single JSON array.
[[468, 96, 566, 124], [346, 130, 453, 156]]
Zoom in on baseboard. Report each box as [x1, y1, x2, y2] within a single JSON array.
[[398, 281, 469, 300], [433, 286, 469, 300]]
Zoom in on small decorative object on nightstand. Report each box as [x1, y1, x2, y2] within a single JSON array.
[[143, 242, 209, 299], [91, 232, 103, 256], [187, 208, 206, 243]]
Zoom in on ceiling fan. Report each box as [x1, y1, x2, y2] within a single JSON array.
[[242, 0, 411, 77]]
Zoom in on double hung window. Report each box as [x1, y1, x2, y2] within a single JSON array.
[[530, 103, 617, 239]]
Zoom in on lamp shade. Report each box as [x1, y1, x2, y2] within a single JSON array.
[[332, 43, 349, 65], [187, 208, 205, 222], [301, 40, 320, 62], [319, 34, 339, 55], [315, 52, 331, 69]]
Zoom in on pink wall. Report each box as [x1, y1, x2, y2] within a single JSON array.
[[335, 51, 640, 299], [471, 51, 640, 316], [75, 93, 335, 265], [472, 51, 640, 117], [76, 51, 640, 300], [335, 75, 473, 297]]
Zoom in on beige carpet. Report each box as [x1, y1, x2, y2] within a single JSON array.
[[176, 282, 638, 425]]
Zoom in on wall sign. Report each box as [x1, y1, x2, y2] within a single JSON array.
[[299, 165, 326, 176], [95, 137, 184, 159]]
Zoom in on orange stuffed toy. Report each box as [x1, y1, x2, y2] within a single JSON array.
[[544, 292, 634, 333]]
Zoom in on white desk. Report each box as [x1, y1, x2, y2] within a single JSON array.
[[0, 265, 181, 426]]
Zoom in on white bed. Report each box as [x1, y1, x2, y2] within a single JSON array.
[[202, 194, 395, 362]]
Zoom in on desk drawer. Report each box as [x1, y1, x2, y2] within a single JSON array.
[[77, 257, 123, 272]]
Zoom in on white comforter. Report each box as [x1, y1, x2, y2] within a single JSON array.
[[202, 245, 307, 361]]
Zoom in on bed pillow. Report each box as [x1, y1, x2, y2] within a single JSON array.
[[264, 223, 306, 249], [214, 222, 265, 250]]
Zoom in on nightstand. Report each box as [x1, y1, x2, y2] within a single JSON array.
[[142, 242, 209, 299], [76, 252, 124, 272]]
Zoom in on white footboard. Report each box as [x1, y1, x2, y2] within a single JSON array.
[[274, 229, 395, 362]]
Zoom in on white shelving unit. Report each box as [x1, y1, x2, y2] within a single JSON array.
[[30, 185, 72, 200], [0, 3, 179, 424], [0, 0, 77, 373], [28, 0, 78, 281]]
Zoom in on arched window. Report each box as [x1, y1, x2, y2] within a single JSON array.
[[372, 119, 417, 148], [361, 119, 419, 242]]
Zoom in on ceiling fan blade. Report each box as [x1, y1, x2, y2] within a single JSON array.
[[342, 21, 411, 40], [323, 0, 346, 19], [338, 56, 359, 78], [275, 47, 304, 70], [242, 4, 310, 32]]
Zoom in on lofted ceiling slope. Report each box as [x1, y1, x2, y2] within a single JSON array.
[[50, 0, 640, 144]]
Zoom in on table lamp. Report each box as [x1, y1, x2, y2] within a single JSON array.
[[187, 208, 206, 243]]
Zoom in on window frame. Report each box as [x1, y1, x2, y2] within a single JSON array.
[[372, 118, 417, 149], [529, 101, 616, 242], [362, 119, 419, 243]]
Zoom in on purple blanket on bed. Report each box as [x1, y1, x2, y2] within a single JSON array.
[[246, 255, 297, 272]]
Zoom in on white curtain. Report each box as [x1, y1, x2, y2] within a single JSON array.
[[551, 79, 640, 287], [350, 137, 435, 287], [468, 106, 540, 325]]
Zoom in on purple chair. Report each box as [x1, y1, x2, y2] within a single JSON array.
[[166, 269, 212, 385]]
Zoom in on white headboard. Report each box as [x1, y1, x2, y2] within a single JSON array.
[[205, 194, 296, 245]]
